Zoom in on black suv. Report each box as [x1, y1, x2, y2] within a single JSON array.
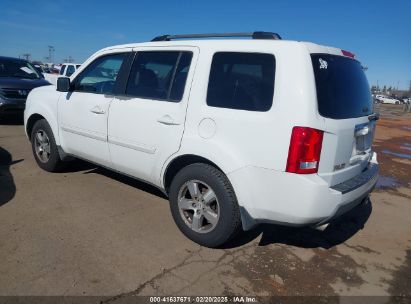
[[0, 56, 50, 117]]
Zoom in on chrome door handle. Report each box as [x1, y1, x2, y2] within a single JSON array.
[[90, 106, 105, 114], [157, 115, 180, 125]]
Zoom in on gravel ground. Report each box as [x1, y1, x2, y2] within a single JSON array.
[[0, 104, 410, 300]]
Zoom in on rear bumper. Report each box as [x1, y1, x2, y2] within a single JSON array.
[[228, 153, 379, 230], [315, 162, 378, 226]]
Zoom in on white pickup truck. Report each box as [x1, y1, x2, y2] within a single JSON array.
[[43, 64, 81, 86], [59, 64, 81, 77]]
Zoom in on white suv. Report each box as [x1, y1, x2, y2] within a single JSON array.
[[24, 32, 379, 247]]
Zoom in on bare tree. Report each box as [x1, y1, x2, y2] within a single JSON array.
[[22, 53, 31, 61]]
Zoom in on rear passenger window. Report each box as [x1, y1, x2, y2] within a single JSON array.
[[126, 51, 192, 102], [207, 52, 275, 111], [59, 65, 66, 75], [66, 65, 75, 77]]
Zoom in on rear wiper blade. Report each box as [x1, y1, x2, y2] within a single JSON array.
[[368, 113, 380, 121]]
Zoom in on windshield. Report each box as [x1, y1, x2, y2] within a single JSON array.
[[311, 54, 372, 119], [0, 58, 42, 79]]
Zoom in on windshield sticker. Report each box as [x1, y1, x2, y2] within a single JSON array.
[[319, 58, 328, 69], [20, 67, 33, 74]]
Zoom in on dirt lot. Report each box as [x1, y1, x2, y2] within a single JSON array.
[[0, 104, 410, 299]]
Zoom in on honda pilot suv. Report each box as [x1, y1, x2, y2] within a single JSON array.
[[24, 32, 379, 247]]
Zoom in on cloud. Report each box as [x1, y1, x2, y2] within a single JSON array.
[[5, 5, 68, 25], [104, 32, 127, 40], [0, 20, 71, 34], [112, 33, 126, 40]]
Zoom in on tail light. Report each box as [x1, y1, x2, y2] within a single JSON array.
[[286, 127, 324, 174], [341, 50, 355, 59]]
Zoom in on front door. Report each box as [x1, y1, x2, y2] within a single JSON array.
[[58, 52, 128, 167]]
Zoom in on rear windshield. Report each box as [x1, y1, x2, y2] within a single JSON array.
[[311, 54, 372, 119]]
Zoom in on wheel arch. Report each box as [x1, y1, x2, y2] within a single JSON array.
[[25, 109, 60, 145], [26, 113, 46, 140], [163, 154, 225, 194]]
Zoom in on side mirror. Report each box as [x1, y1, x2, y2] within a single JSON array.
[[57, 77, 71, 92]]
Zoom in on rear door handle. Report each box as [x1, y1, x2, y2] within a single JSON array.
[[157, 115, 180, 125], [90, 106, 105, 114]]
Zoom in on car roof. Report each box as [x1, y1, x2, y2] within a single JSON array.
[[99, 39, 340, 55], [0, 55, 29, 63]]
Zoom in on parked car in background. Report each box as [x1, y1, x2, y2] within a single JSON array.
[[375, 95, 384, 103], [402, 97, 410, 104], [44, 64, 81, 85], [24, 32, 379, 247], [0, 56, 50, 118], [59, 63, 81, 77], [377, 95, 402, 104]]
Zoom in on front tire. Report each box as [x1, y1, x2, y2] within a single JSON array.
[[31, 119, 64, 172], [169, 163, 242, 247]]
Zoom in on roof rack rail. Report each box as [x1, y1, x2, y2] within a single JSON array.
[[151, 31, 282, 42]]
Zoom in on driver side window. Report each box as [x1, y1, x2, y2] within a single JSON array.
[[73, 53, 126, 95]]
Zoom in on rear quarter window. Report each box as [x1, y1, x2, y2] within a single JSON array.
[[311, 54, 372, 119], [207, 52, 275, 111]]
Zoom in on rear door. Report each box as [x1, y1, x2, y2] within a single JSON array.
[[310, 53, 376, 186], [108, 47, 198, 184]]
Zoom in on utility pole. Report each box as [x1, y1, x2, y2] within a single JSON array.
[[63, 56, 74, 63], [48, 46, 55, 63]]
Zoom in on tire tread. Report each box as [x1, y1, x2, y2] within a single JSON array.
[[169, 163, 242, 248]]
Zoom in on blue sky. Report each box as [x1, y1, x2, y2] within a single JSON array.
[[1, 0, 410, 89]]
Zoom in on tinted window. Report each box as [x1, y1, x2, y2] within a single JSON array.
[[207, 52, 275, 111], [311, 54, 372, 119], [59, 65, 66, 75], [0, 58, 42, 79], [66, 65, 75, 77], [74, 53, 126, 94], [169, 53, 193, 101], [126, 51, 192, 101]]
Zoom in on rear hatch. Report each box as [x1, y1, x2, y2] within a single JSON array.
[[310, 53, 376, 187]]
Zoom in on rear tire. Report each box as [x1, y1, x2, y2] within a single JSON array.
[[169, 163, 242, 248], [31, 119, 65, 172]]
